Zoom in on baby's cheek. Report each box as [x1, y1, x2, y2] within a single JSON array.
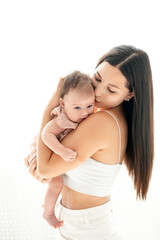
[[89, 108, 94, 114]]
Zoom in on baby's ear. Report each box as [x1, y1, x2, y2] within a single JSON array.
[[59, 98, 64, 107]]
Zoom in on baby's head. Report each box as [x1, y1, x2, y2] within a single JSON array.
[[59, 71, 95, 123]]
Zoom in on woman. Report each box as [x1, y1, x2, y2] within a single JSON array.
[[27, 45, 154, 239]]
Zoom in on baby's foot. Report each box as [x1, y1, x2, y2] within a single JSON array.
[[43, 212, 63, 228]]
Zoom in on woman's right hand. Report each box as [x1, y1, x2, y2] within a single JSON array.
[[24, 156, 52, 184], [54, 77, 64, 98], [41, 77, 64, 121], [47, 77, 64, 109]]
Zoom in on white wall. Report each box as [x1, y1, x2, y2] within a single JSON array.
[[0, 0, 160, 239]]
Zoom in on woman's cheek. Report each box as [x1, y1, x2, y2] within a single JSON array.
[[113, 96, 125, 107], [106, 96, 121, 107]]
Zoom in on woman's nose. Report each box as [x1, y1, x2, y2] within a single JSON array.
[[95, 85, 104, 97]]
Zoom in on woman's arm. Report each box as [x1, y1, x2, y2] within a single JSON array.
[[37, 77, 63, 169], [24, 157, 52, 183], [37, 111, 113, 178], [25, 77, 63, 182]]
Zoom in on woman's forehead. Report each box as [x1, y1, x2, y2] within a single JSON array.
[[96, 62, 128, 89]]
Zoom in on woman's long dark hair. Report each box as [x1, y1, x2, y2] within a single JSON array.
[[96, 45, 154, 200]]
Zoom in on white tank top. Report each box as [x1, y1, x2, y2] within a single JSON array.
[[63, 111, 122, 197]]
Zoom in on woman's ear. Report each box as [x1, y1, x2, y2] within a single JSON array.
[[125, 92, 134, 101], [59, 98, 65, 108]]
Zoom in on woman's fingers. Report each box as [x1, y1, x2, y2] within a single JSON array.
[[24, 155, 30, 168], [54, 77, 64, 96], [57, 77, 64, 88], [28, 158, 52, 183], [40, 178, 52, 184], [29, 159, 40, 180], [29, 158, 37, 174]]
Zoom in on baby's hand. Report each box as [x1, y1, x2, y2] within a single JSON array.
[[60, 147, 77, 162]]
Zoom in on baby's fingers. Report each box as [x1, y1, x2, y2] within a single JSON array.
[[68, 152, 77, 161], [72, 151, 77, 157]]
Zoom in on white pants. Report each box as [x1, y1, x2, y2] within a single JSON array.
[[55, 200, 125, 240]]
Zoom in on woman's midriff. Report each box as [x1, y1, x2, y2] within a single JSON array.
[[61, 185, 110, 210]]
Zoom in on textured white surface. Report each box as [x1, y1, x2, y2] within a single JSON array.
[[0, 171, 56, 240]]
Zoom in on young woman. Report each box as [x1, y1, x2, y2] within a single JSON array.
[[26, 45, 154, 239]]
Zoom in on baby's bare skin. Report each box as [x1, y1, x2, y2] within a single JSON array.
[[41, 115, 77, 162], [43, 212, 63, 229], [59, 146, 77, 161]]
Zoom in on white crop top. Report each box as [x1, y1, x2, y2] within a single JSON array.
[[63, 111, 122, 197]]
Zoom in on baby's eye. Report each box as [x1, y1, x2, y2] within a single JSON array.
[[87, 105, 93, 108], [74, 106, 81, 110]]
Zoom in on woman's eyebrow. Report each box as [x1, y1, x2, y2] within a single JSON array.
[[108, 83, 120, 89], [96, 71, 120, 89], [95, 71, 102, 78]]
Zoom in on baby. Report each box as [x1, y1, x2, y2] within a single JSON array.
[[27, 71, 95, 228]]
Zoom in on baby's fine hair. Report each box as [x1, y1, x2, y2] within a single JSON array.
[[60, 71, 93, 98]]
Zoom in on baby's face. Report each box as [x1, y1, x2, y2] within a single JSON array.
[[61, 88, 95, 123]]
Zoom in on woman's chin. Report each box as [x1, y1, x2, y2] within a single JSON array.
[[95, 101, 101, 107], [95, 101, 104, 108]]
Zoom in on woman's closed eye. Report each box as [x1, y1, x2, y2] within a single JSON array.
[[108, 88, 115, 93], [95, 77, 101, 82]]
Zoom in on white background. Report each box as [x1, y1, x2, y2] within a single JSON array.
[[0, 0, 160, 239]]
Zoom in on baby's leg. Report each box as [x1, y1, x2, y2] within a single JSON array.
[[43, 175, 63, 228]]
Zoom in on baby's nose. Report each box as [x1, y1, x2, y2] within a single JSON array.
[[81, 110, 89, 117]]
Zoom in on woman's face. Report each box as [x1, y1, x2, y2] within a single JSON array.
[[92, 61, 133, 109]]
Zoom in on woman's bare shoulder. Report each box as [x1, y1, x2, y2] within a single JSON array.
[[76, 110, 121, 133], [62, 111, 120, 151]]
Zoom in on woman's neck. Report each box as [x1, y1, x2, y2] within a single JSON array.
[[95, 104, 123, 114]]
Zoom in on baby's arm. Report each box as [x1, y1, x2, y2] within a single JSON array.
[[41, 119, 77, 162]]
